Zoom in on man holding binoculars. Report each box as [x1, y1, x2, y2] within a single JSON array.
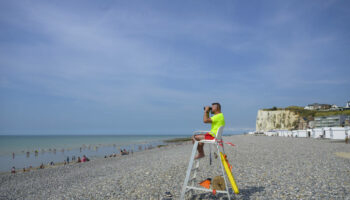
[[192, 102, 225, 159]]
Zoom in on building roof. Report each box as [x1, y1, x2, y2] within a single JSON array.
[[307, 103, 331, 107]]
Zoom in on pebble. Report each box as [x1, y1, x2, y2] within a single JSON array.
[[0, 135, 349, 199]]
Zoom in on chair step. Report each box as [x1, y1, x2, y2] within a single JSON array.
[[186, 186, 229, 194], [191, 167, 199, 171], [189, 177, 196, 182]]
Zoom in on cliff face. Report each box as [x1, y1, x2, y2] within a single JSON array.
[[256, 110, 301, 131]]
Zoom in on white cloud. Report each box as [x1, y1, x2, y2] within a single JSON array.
[[1, 1, 228, 109]]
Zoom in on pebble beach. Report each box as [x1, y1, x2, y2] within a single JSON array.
[[1, 135, 349, 199]]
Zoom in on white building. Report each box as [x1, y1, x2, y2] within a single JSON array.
[[315, 115, 347, 128], [331, 127, 347, 140], [304, 103, 331, 110], [330, 104, 339, 110], [346, 101, 350, 108]]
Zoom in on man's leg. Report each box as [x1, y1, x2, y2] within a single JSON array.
[[192, 134, 204, 144], [193, 134, 206, 159]]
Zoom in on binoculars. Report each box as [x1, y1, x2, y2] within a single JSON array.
[[203, 107, 212, 111]]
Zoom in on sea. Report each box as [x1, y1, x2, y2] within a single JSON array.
[[0, 135, 190, 172]]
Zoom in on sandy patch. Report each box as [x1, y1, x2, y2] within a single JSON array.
[[335, 152, 350, 159]]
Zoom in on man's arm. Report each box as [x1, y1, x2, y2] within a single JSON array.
[[203, 106, 212, 123]]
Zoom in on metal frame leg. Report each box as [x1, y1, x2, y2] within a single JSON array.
[[180, 141, 199, 199], [209, 144, 212, 165], [216, 143, 231, 200]]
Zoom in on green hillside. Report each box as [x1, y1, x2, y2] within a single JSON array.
[[263, 106, 350, 118]]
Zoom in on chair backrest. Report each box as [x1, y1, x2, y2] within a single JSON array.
[[216, 126, 225, 140]]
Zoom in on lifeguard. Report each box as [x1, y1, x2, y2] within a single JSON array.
[[192, 102, 225, 159]]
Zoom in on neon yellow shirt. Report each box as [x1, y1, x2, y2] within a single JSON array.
[[210, 113, 225, 137]]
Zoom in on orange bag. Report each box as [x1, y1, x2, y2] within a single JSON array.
[[199, 178, 211, 189]]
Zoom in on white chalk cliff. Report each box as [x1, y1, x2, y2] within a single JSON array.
[[256, 110, 301, 131]]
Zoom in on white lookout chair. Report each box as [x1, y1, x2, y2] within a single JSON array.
[[180, 126, 231, 199]]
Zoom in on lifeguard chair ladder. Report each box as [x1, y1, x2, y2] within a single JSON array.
[[180, 126, 231, 199]]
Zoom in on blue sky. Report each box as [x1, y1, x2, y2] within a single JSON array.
[[0, 0, 349, 135]]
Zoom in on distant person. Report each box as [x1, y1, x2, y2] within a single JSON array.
[[40, 163, 45, 169], [82, 155, 86, 162], [121, 149, 128, 155], [77, 157, 81, 163], [11, 166, 16, 174], [67, 156, 70, 164], [192, 103, 225, 159], [64, 160, 67, 165]]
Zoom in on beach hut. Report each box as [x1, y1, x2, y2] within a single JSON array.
[[292, 130, 298, 137], [276, 130, 281, 136], [324, 127, 332, 139], [297, 130, 307, 138], [265, 131, 275, 136], [276, 130, 286, 137], [313, 128, 324, 138], [286, 131, 293, 137], [278, 130, 284, 137], [281, 130, 287, 137], [309, 129, 316, 138], [331, 127, 347, 140], [283, 130, 288, 137]]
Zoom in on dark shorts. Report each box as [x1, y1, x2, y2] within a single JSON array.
[[205, 132, 215, 140]]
